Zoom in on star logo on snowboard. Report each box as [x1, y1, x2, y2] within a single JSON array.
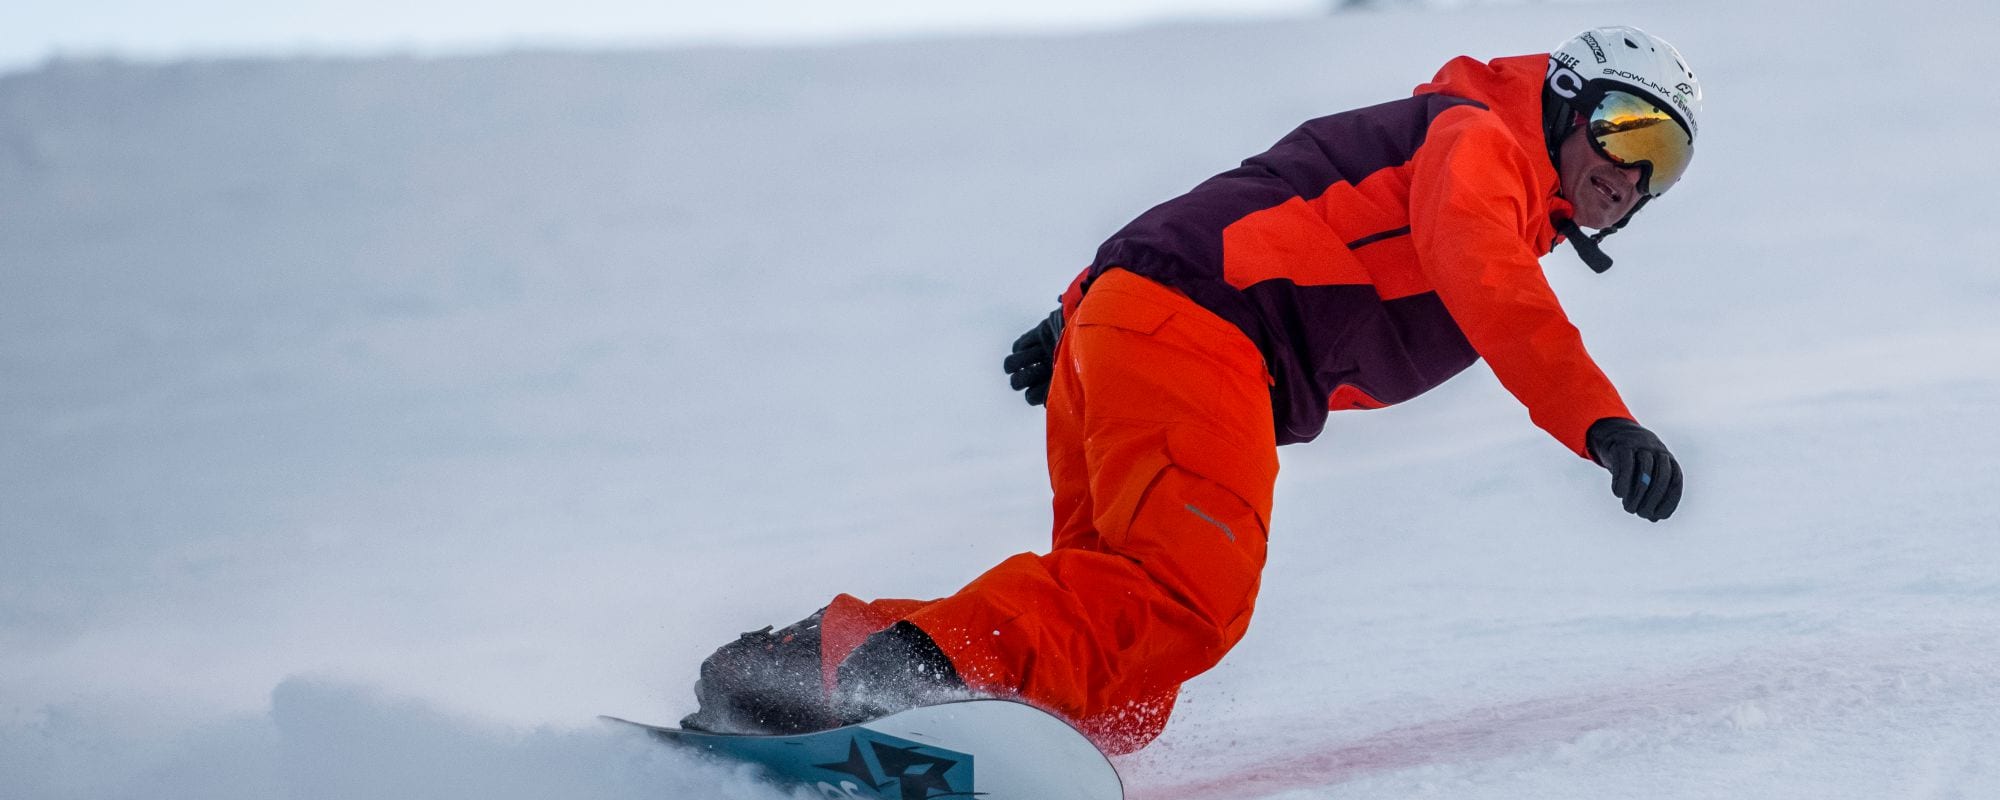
[[813, 734, 979, 799]]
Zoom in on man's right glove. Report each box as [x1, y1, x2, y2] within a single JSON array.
[[1002, 308, 1063, 406], [1585, 417, 1684, 522]]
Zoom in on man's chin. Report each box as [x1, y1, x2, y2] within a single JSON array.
[[1573, 208, 1621, 231]]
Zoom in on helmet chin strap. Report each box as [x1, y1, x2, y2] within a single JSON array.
[[1556, 195, 1649, 274], [1556, 218, 1615, 274], [1552, 195, 1648, 276]]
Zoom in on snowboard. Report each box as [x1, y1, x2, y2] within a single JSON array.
[[604, 698, 1124, 800]]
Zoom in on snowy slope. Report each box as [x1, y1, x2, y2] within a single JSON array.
[[3, 0, 1999, 797]]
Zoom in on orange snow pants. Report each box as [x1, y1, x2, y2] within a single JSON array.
[[821, 268, 1279, 754]]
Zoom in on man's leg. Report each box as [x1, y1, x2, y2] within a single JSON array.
[[683, 270, 1277, 754], [903, 269, 1278, 753]]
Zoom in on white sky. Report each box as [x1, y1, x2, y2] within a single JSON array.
[[3, 0, 1325, 73]]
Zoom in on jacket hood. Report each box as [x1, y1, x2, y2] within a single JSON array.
[[1413, 54, 1576, 227]]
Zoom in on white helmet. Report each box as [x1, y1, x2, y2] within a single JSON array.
[[1548, 25, 1702, 144]]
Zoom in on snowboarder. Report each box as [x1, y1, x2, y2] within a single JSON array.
[[680, 25, 1700, 755]]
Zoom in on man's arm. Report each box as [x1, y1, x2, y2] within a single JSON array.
[[1407, 108, 1684, 521], [1407, 108, 1633, 458]]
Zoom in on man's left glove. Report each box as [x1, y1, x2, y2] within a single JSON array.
[[1585, 417, 1685, 522], [1002, 308, 1063, 406]]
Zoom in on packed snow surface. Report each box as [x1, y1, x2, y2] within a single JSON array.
[[4, 0, 1998, 797]]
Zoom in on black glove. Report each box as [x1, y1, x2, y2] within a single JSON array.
[[1002, 308, 1064, 406], [1585, 417, 1684, 522]]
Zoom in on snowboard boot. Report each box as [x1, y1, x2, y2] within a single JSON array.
[[833, 620, 972, 725], [679, 608, 841, 735]]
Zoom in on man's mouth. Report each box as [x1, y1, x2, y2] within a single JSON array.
[[1591, 175, 1622, 206]]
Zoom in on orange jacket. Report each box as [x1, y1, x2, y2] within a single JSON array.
[[1062, 54, 1631, 456]]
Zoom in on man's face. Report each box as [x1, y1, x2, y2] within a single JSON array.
[[1557, 124, 1647, 230]]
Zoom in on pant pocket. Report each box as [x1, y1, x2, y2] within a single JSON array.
[[1090, 422, 1273, 644]]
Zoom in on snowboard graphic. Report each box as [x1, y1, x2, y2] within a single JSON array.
[[605, 698, 1122, 799]]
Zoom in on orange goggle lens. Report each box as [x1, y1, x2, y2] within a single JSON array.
[[1587, 91, 1694, 196]]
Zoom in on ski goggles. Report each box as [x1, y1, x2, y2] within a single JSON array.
[[1585, 90, 1694, 196]]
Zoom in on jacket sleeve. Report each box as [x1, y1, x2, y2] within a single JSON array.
[[1407, 107, 1634, 457]]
